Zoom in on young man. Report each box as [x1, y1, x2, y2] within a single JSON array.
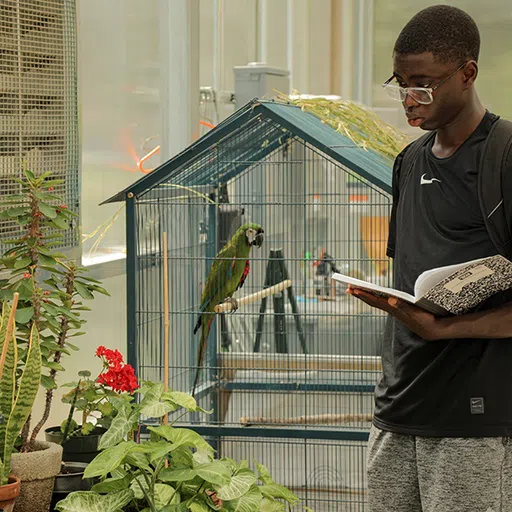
[[348, 5, 512, 512]]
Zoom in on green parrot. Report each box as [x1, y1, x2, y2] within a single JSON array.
[[192, 223, 264, 396]]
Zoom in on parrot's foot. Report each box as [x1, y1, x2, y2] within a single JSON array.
[[224, 297, 239, 313]]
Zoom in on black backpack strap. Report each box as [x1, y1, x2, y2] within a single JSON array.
[[478, 118, 512, 259], [386, 131, 435, 258]]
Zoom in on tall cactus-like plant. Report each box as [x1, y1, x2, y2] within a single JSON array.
[[0, 293, 42, 485]]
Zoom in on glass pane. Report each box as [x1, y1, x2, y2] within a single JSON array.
[[79, 0, 164, 265]]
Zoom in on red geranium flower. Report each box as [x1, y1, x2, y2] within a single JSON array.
[[95, 346, 139, 393]]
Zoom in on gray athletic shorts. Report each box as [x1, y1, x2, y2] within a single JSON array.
[[366, 425, 512, 512]]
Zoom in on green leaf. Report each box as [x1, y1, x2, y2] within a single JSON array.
[[260, 499, 285, 512], [91, 474, 133, 494], [84, 441, 140, 478], [74, 281, 94, 300], [215, 469, 257, 501], [76, 275, 102, 284], [256, 463, 274, 485], [45, 361, 65, 371], [14, 256, 31, 269], [195, 461, 232, 486], [130, 480, 179, 509], [40, 374, 57, 389], [39, 254, 57, 267], [52, 216, 70, 230], [91, 474, 133, 493], [54, 489, 134, 512], [159, 467, 197, 483], [81, 422, 95, 435], [3, 325, 42, 478], [187, 500, 211, 512], [15, 307, 34, 324], [139, 382, 176, 418], [146, 440, 173, 462], [164, 391, 208, 413], [193, 452, 214, 469], [259, 484, 300, 505], [89, 285, 110, 296], [39, 203, 57, 219], [78, 370, 91, 378], [148, 426, 214, 454], [223, 485, 263, 512], [42, 179, 65, 188], [23, 169, 35, 180], [124, 451, 151, 471], [98, 404, 136, 450], [5, 207, 28, 217]]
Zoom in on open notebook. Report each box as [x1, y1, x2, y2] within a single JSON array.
[[332, 255, 512, 316]]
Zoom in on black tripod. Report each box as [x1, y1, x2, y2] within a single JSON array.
[[254, 248, 308, 354]]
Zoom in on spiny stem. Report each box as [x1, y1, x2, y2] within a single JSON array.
[[29, 266, 76, 442]]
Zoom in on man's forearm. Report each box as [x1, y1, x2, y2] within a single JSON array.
[[439, 302, 512, 339]]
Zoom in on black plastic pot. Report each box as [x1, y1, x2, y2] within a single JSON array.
[[50, 462, 95, 511], [45, 426, 107, 463]]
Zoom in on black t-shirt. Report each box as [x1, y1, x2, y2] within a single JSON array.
[[374, 112, 512, 437]]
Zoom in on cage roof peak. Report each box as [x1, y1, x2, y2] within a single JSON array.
[[102, 99, 393, 204]]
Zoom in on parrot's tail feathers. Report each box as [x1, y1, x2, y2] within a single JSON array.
[[191, 318, 213, 398], [193, 315, 201, 335]]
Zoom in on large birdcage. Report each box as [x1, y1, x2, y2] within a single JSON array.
[[106, 100, 395, 511]]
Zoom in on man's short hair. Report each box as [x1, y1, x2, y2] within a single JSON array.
[[394, 5, 480, 64]]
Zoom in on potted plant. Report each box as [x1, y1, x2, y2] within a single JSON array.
[[0, 170, 109, 512], [47, 347, 139, 508], [55, 382, 300, 512], [0, 295, 45, 512], [46, 346, 137, 462]]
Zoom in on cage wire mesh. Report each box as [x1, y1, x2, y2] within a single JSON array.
[[0, 0, 79, 250], [129, 102, 392, 511]]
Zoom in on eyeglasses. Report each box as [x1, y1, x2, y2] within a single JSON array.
[[382, 62, 467, 105]]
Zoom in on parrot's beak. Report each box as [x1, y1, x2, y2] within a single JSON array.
[[253, 228, 264, 248]]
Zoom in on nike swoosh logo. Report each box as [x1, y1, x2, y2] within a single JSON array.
[[421, 173, 441, 185]]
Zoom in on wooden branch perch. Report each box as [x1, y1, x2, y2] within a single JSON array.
[[240, 413, 373, 426], [214, 279, 292, 314]]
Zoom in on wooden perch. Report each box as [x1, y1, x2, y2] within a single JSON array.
[[214, 279, 292, 314], [240, 413, 373, 426]]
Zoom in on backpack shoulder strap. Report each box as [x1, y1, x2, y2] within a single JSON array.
[[478, 118, 512, 259]]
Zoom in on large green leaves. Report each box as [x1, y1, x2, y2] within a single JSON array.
[[54, 489, 134, 512], [3, 323, 41, 482], [0, 304, 15, 480]]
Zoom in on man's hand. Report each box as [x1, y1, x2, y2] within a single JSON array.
[[347, 286, 512, 340], [346, 286, 444, 340]]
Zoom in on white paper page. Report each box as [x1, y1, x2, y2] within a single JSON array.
[[331, 273, 416, 303], [413, 256, 490, 298]]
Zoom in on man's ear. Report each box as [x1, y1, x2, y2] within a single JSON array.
[[463, 60, 478, 88]]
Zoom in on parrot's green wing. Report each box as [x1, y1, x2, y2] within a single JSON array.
[[199, 240, 238, 313]]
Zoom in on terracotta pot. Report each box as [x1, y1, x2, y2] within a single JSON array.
[[0, 475, 21, 512], [11, 441, 63, 512]]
